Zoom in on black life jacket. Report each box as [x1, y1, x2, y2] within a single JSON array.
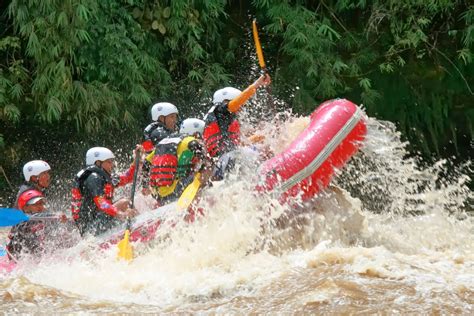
[[143, 121, 174, 152], [71, 165, 119, 236]]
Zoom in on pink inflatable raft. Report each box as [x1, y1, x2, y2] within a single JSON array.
[[0, 248, 16, 273], [1, 99, 367, 259], [103, 98, 367, 245], [257, 98, 367, 201]]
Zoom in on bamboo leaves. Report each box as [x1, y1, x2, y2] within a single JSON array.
[[0, 0, 472, 160], [359, 78, 372, 90], [3, 105, 21, 122], [317, 23, 341, 41], [458, 49, 472, 65]]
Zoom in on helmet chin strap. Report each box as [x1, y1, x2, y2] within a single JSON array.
[[30, 176, 44, 190], [96, 161, 104, 170], [97, 160, 112, 175]]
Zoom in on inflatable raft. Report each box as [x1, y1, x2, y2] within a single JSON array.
[[258, 98, 366, 201], [1, 99, 367, 262], [103, 98, 367, 246], [0, 247, 16, 274]]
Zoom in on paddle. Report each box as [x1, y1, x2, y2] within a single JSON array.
[[117, 149, 141, 261], [0, 208, 63, 227], [176, 172, 202, 211], [173, 21, 272, 212], [252, 19, 274, 111], [252, 19, 267, 73], [0, 208, 30, 227]]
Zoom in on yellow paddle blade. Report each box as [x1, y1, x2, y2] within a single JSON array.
[[252, 20, 266, 69], [117, 229, 133, 261], [177, 172, 201, 211]]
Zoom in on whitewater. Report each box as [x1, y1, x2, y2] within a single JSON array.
[[0, 108, 472, 313]]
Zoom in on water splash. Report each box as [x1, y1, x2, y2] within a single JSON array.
[[338, 118, 472, 217], [1, 108, 472, 312]]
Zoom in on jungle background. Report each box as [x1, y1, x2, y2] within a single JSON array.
[[0, 0, 472, 199]]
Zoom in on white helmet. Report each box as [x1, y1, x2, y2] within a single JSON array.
[[151, 102, 178, 121], [179, 118, 205, 136], [23, 160, 51, 181], [213, 87, 241, 104], [86, 147, 115, 165]]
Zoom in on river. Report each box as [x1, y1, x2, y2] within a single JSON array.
[[1, 112, 472, 313]]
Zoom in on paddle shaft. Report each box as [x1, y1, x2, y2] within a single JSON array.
[[2, 246, 18, 263], [125, 148, 141, 230], [252, 19, 275, 112], [116, 149, 141, 261], [26, 216, 64, 222], [129, 149, 141, 209]]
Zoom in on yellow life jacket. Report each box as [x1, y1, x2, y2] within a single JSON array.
[[148, 136, 198, 198]]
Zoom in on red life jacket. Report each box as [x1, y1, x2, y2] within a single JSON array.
[[203, 106, 240, 158], [149, 137, 180, 187], [71, 187, 82, 221]]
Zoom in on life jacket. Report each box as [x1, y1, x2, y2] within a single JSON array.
[[7, 219, 46, 259], [142, 121, 173, 152], [203, 103, 240, 158], [71, 166, 115, 222], [176, 136, 201, 179], [149, 137, 181, 188], [148, 136, 201, 198]]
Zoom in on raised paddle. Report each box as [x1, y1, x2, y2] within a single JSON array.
[[117, 148, 141, 261], [172, 22, 272, 212], [252, 19, 267, 72], [252, 19, 276, 115]]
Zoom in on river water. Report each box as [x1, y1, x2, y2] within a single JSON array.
[[0, 111, 472, 313]]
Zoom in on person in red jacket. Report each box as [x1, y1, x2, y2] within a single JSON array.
[[71, 147, 139, 236], [14, 160, 51, 209], [7, 160, 52, 259], [141, 102, 180, 195], [203, 74, 271, 180], [7, 190, 48, 259]]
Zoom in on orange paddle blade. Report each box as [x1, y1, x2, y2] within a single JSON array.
[[252, 20, 266, 69]]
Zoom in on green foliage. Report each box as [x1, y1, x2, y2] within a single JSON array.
[[4, 0, 164, 133], [252, 0, 472, 157], [0, 36, 27, 125], [0, 0, 472, 164], [129, 0, 233, 101]]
